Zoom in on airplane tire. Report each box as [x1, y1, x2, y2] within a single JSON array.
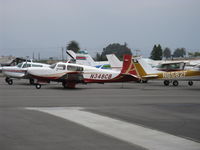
[[29, 79, 35, 85], [188, 81, 193, 86], [136, 79, 141, 83], [7, 79, 13, 85], [142, 80, 148, 83], [164, 80, 170, 86], [36, 84, 41, 89], [62, 82, 76, 89], [5, 77, 10, 83], [173, 80, 179, 86]]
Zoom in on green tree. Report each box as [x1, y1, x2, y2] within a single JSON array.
[[101, 43, 132, 61], [194, 52, 200, 57], [66, 41, 80, 53], [95, 52, 102, 61], [173, 48, 186, 58], [163, 47, 171, 59], [188, 51, 200, 57], [150, 44, 163, 60]]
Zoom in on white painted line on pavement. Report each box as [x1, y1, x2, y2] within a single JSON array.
[[26, 107, 200, 150]]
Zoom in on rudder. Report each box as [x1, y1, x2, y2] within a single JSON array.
[[121, 55, 138, 76]]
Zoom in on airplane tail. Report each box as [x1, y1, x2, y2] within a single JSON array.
[[66, 50, 76, 60], [121, 55, 139, 77], [83, 54, 95, 66], [106, 54, 122, 71], [66, 50, 95, 66], [132, 57, 160, 77]]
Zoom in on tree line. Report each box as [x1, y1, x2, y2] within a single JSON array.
[[66, 40, 199, 61], [150, 44, 187, 60]]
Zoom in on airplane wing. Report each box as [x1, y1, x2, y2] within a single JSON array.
[[60, 72, 84, 82]]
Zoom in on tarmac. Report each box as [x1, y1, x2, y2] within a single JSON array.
[[0, 77, 200, 150]]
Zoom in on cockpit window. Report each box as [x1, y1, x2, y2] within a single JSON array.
[[22, 63, 31, 68], [17, 63, 23, 68], [56, 64, 66, 70], [32, 64, 43, 67], [67, 65, 83, 71], [50, 64, 56, 69]]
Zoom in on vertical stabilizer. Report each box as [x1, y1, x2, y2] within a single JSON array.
[[121, 55, 138, 76], [133, 57, 160, 77], [66, 50, 76, 60], [106, 54, 122, 71]]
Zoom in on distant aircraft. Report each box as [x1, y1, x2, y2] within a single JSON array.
[[1, 61, 49, 85], [66, 50, 111, 69], [106, 54, 122, 71], [27, 55, 140, 89], [132, 57, 200, 86]]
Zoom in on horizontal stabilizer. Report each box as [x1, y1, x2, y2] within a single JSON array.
[[142, 74, 158, 78]]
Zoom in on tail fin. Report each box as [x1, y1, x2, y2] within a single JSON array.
[[66, 50, 76, 60], [121, 55, 138, 77], [133, 57, 160, 77], [84, 54, 95, 66], [67, 50, 95, 66], [106, 54, 122, 71]]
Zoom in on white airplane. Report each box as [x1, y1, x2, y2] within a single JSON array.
[[67, 50, 111, 69], [1, 61, 50, 85], [27, 55, 140, 89]]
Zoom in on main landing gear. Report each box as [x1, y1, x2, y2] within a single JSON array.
[[29, 79, 35, 85], [172, 80, 179, 86], [164, 80, 170, 86], [62, 81, 76, 89], [188, 81, 193, 86], [5, 77, 13, 85], [163, 80, 179, 86]]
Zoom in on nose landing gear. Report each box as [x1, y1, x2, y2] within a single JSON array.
[[35, 84, 42, 89]]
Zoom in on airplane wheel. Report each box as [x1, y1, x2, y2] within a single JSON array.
[[173, 80, 179, 86], [36, 84, 41, 89], [188, 81, 193, 86], [62, 82, 76, 89], [5, 77, 10, 83], [164, 80, 170, 86], [7, 79, 13, 85], [136, 79, 141, 83], [29, 79, 35, 85], [142, 80, 148, 83]]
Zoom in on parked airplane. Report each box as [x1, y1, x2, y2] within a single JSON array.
[[1, 61, 49, 85], [67, 50, 110, 69], [132, 57, 200, 86], [27, 55, 140, 89]]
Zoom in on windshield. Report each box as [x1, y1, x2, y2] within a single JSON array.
[[17, 63, 23, 68], [50, 63, 56, 69]]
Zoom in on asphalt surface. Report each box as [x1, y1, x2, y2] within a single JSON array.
[[0, 77, 200, 150]]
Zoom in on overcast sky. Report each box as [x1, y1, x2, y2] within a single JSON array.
[[1, 0, 200, 58]]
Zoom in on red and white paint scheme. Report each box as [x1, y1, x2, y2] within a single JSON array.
[[27, 55, 140, 89], [1, 61, 49, 85]]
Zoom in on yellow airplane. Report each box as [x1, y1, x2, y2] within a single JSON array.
[[132, 57, 200, 86]]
